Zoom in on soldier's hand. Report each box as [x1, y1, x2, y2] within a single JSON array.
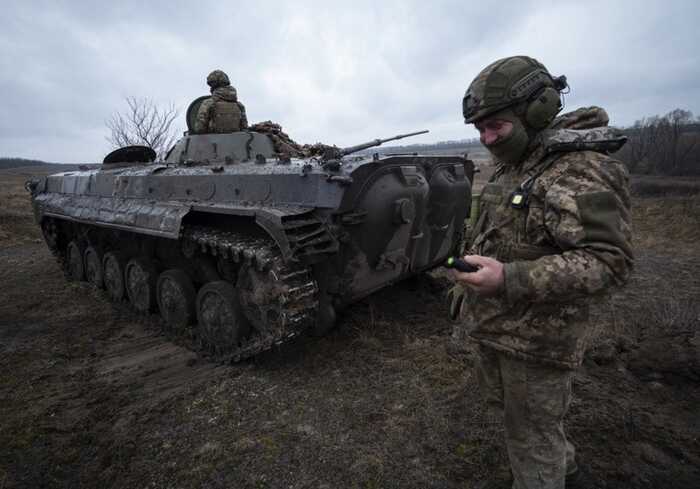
[[450, 255, 504, 297]]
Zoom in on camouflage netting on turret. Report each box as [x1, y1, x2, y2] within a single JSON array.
[[249, 121, 333, 158]]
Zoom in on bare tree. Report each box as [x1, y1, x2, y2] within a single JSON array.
[[662, 109, 697, 175], [105, 97, 181, 160], [625, 116, 662, 174], [621, 108, 700, 176]]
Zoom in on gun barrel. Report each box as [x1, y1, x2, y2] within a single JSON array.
[[388, 129, 430, 141], [340, 129, 429, 156]]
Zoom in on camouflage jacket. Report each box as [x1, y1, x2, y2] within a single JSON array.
[[461, 127, 633, 369], [194, 86, 248, 133]]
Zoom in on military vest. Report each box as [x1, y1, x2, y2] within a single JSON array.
[[210, 100, 243, 133], [468, 127, 626, 262]]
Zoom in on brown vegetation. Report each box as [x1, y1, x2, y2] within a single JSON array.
[[631, 175, 700, 198], [0, 170, 43, 246], [0, 167, 698, 489]]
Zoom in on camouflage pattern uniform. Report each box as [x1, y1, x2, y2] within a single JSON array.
[[456, 57, 633, 489], [194, 70, 248, 134], [464, 133, 632, 487], [463, 132, 633, 369]]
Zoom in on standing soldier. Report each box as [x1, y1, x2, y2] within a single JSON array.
[[450, 56, 633, 488], [194, 69, 248, 133]]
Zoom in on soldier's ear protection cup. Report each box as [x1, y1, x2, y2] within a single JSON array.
[[524, 86, 562, 129], [511, 69, 567, 130]]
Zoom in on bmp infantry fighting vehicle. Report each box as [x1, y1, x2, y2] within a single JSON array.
[[27, 104, 474, 362]]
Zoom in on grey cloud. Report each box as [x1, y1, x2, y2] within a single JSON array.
[[1, 0, 699, 162]]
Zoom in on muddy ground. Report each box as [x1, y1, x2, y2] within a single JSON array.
[[1, 167, 699, 489]]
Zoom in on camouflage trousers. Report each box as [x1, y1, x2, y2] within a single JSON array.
[[476, 345, 577, 489]]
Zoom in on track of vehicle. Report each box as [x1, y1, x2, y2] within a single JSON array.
[[42, 218, 320, 363], [184, 225, 319, 362]]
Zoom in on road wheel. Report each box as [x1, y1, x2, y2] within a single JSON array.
[[41, 219, 59, 250], [196, 281, 250, 356], [125, 258, 158, 314], [66, 241, 85, 281], [157, 269, 196, 334], [84, 246, 104, 288], [103, 251, 128, 302]]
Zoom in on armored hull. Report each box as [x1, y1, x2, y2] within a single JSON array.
[[28, 130, 474, 361]]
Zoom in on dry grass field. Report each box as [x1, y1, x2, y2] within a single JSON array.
[[0, 166, 698, 489]]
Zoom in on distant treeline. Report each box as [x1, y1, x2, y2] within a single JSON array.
[[5, 109, 698, 177], [377, 109, 700, 177], [0, 157, 95, 173], [618, 109, 700, 176], [0, 157, 53, 169]]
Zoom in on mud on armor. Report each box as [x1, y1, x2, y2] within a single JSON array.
[[28, 123, 475, 363]]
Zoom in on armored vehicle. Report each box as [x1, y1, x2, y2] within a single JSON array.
[[27, 105, 474, 362]]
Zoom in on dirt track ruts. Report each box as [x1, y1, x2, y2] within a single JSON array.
[[1, 203, 700, 488]]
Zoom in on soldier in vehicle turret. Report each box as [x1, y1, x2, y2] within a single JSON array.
[[194, 70, 248, 134]]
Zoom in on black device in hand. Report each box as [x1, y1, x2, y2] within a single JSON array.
[[444, 256, 479, 273]]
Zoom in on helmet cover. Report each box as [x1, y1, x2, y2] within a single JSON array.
[[463, 56, 561, 124], [207, 70, 230, 89]]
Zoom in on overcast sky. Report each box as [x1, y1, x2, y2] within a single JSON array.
[[1, 0, 699, 163]]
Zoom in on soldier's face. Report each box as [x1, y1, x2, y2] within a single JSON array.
[[474, 118, 514, 146]]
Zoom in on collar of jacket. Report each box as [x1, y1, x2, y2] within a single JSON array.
[[492, 140, 547, 178]]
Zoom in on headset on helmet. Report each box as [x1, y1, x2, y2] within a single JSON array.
[[463, 56, 568, 130], [518, 71, 568, 129]]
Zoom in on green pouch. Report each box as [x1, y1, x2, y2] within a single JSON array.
[[576, 191, 632, 259]]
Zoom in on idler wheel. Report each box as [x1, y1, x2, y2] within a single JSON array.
[[41, 219, 59, 250], [103, 252, 128, 302], [196, 281, 250, 355], [157, 269, 196, 334], [65, 241, 85, 281], [84, 246, 104, 288], [125, 258, 158, 314]]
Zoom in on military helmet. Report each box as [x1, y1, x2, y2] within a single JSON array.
[[207, 70, 230, 89], [462, 56, 568, 129]]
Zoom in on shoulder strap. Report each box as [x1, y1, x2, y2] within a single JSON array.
[[467, 152, 564, 247], [489, 163, 505, 183], [465, 164, 507, 249], [513, 152, 567, 208]]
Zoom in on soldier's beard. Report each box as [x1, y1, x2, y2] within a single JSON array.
[[484, 112, 530, 166]]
